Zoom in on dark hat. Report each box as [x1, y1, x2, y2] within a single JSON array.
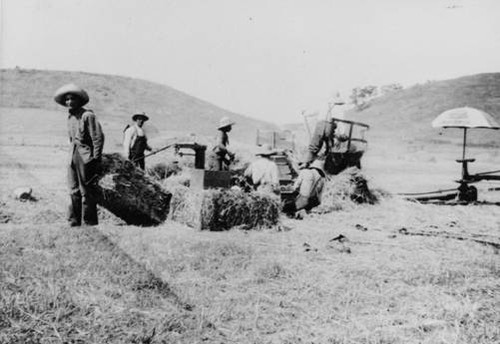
[[54, 83, 89, 106], [132, 112, 149, 121]]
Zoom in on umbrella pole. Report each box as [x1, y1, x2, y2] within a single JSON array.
[[462, 128, 467, 161]]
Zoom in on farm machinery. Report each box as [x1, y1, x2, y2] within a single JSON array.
[[401, 107, 500, 204], [255, 117, 370, 201], [144, 115, 370, 203]]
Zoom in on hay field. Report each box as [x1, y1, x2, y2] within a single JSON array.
[[1, 108, 499, 343]]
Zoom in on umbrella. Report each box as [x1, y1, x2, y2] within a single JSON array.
[[432, 107, 500, 161]]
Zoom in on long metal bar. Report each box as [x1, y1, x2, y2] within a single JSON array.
[[301, 110, 312, 139], [132, 143, 175, 162], [347, 123, 354, 151], [398, 188, 458, 196], [462, 128, 467, 161], [475, 169, 500, 176], [331, 117, 370, 129]]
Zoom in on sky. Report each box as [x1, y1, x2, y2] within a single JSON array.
[[1, 0, 500, 124]]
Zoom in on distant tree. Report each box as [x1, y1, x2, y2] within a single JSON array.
[[350, 85, 378, 110], [380, 83, 403, 96]]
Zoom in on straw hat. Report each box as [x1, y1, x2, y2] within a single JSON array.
[[310, 159, 325, 173], [255, 144, 276, 157], [218, 116, 235, 129], [132, 112, 149, 121], [54, 83, 89, 106]]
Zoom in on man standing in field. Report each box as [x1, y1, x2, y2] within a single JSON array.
[[213, 116, 236, 171], [123, 112, 152, 170], [301, 96, 347, 171], [244, 144, 280, 195], [54, 83, 105, 227]]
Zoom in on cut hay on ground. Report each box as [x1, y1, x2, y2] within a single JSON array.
[[97, 153, 171, 226], [314, 167, 379, 213], [165, 182, 280, 230]]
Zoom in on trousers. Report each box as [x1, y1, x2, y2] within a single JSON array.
[[128, 136, 148, 170], [67, 150, 99, 225]]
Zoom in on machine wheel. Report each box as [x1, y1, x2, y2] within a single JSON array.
[[458, 184, 477, 202]]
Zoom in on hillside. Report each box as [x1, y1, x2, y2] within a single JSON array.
[[0, 68, 276, 146], [347, 73, 500, 147]]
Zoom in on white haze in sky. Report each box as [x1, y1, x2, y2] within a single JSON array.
[[1, 0, 499, 124]]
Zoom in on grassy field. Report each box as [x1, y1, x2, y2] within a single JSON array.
[[1, 71, 499, 343], [1, 132, 499, 343]]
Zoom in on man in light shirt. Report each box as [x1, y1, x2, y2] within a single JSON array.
[[283, 159, 326, 216], [123, 112, 152, 170], [244, 144, 280, 195]]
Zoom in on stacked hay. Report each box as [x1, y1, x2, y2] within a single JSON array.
[[97, 153, 171, 226], [146, 159, 182, 180], [314, 167, 378, 213], [165, 183, 280, 230], [165, 183, 203, 228]]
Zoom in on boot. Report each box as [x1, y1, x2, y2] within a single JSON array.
[[68, 193, 82, 226], [82, 195, 98, 226]]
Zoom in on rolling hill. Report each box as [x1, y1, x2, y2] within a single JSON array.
[[0, 68, 276, 147], [346, 73, 500, 147]]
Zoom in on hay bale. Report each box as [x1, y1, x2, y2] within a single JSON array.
[[314, 167, 377, 213], [146, 160, 182, 180], [96, 153, 171, 226], [164, 182, 280, 230], [166, 183, 203, 228]]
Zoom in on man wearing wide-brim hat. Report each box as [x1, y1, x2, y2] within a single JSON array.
[[123, 112, 152, 170], [244, 144, 280, 194], [54, 83, 105, 227], [212, 116, 236, 171], [283, 159, 326, 216]]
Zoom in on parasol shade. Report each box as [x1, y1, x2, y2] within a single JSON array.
[[432, 107, 500, 129]]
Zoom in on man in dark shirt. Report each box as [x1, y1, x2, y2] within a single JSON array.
[[54, 83, 105, 226], [213, 116, 235, 171]]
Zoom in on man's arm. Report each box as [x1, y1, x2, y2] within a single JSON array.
[[293, 172, 304, 192], [85, 111, 104, 160], [123, 127, 133, 158], [305, 121, 326, 164], [214, 131, 230, 156]]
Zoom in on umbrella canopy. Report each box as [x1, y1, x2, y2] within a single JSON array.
[[432, 107, 500, 129], [432, 107, 500, 167]]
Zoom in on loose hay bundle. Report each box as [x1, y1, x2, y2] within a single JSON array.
[[314, 167, 378, 213], [166, 183, 203, 228], [97, 153, 171, 226], [166, 184, 280, 230], [146, 159, 182, 180]]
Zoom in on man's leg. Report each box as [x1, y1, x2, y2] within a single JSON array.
[[294, 195, 310, 211], [138, 157, 145, 170], [75, 154, 99, 226], [67, 158, 82, 226]]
